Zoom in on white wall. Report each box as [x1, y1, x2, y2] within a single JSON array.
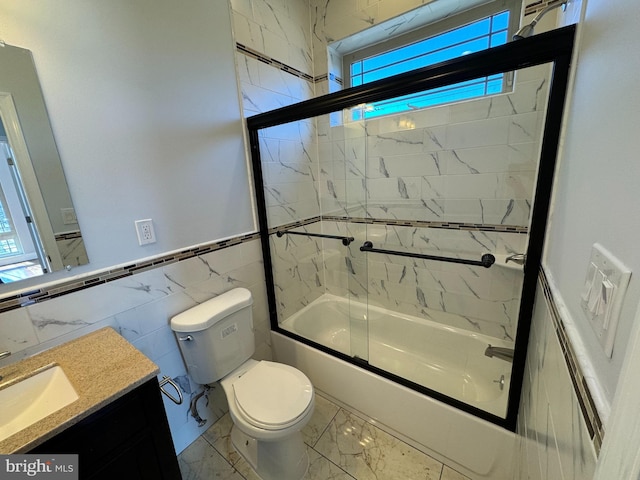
[[544, 0, 640, 405], [0, 0, 254, 287]]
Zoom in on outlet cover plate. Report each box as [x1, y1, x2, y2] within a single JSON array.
[[135, 219, 156, 245]]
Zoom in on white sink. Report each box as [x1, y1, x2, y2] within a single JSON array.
[[0, 364, 79, 441]]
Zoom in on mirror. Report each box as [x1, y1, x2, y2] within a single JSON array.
[[0, 43, 88, 283]]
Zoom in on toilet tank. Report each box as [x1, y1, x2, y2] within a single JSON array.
[[170, 288, 254, 385]]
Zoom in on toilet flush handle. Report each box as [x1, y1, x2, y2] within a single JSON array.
[[178, 335, 193, 342]]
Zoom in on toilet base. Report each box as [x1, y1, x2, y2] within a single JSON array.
[[230, 426, 308, 480]]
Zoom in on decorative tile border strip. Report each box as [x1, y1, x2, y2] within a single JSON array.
[[525, 0, 557, 16], [316, 73, 343, 86], [267, 216, 321, 236], [271, 216, 528, 235], [539, 267, 604, 454], [54, 231, 83, 241], [0, 232, 261, 315], [0, 214, 525, 314], [236, 43, 342, 86], [322, 215, 529, 234], [236, 43, 314, 83]]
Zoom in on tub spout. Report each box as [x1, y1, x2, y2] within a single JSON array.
[[485, 345, 514, 362]]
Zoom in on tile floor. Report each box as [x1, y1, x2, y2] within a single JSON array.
[[178, 391, 471, 480]]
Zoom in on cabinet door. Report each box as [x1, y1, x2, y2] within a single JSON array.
[[86, 431, 162, 480], [31, 379, 181, 480]]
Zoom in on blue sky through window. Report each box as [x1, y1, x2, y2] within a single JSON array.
[[350, 11, 510, 120]]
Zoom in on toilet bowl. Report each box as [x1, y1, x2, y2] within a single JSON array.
[[221, 359, 314, 480], [221, 359, 315, 440], [171, 288, 315, 480]]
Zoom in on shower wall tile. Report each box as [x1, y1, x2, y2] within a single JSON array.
[[230, 0, 318, 229], [312, 220, 525, 341], [232, 0, 312, 76], [312, 62, 552, 228], [270, 230, 326, 321]]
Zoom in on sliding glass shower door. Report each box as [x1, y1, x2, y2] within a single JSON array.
[[250, 27, 574, 428]]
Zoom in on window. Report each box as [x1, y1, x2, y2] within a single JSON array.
[[343, 1, 520, 119]]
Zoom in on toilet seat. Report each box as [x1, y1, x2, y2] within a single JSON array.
[[232, 361, 313, 430]]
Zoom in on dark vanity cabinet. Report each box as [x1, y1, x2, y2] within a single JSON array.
[[30, 378, 182, 479]]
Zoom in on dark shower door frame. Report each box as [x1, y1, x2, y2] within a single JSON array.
[[246, 25, 575, 432]]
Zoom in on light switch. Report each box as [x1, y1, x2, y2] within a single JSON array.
[[581, 243, 631, 358], [587, 270, 603, 314], [581, 262, 598, 302], [601, 279, 615, 329]]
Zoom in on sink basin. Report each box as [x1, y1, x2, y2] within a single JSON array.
[[0, 364, 79, 441]]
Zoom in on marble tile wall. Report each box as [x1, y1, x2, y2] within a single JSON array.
[[514, 274, 598, 479], [311, 0, 434, 89], [237, 0, 551, 347], [259, 119, 321, 227], [269, 223, 326, 321], [0, 239, 270, 454], [318, 63, 551, 226], [230, 0, 321, 229], [275, 219, 526, 341], [55, 232, 89, 268]]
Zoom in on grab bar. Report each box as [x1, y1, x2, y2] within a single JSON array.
[[359, 241, 495, 268], [276, 230, 355, 246]]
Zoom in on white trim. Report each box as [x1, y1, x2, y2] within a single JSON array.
[[543, 267, 611, 422]]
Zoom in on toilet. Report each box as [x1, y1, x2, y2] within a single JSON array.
[[170, 288, 314, 480]]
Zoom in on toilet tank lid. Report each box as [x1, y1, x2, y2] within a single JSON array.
[[170, 288, 253, 332]]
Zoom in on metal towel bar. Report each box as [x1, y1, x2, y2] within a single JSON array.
[[276, 230, 355, 246], [159, 376, 183, 405], [359, 241, 495, 268]]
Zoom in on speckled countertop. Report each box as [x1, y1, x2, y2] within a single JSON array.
[[0, 327, 159, 453]]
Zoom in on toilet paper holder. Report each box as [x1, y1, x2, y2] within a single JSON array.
[[159, 375, 183, 405]]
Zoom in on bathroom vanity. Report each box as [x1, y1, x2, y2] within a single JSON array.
[[30, 378, 180, 479], [0, 328, 181, 479]]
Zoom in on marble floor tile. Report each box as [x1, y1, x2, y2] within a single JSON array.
[[178, 436, 244, 480], [179, 390, 471, 480], [202, 412, 241, 465], [232, 445, 356, 480], [313, 408, 444, 480], [303, 392, 341, 447]]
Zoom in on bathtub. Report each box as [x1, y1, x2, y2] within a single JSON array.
[[280, 294, 511, 416], [273, 294, 515, 479]]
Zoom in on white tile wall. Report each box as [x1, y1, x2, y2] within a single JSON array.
[[317, 64, 550, 226], [515, 278, 598, 479]]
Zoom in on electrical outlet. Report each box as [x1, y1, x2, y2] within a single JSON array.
[[135, 219, 156, 245]]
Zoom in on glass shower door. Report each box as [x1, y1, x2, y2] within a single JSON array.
[[248, 24, 575, 427], [356, 62, 554, 418]]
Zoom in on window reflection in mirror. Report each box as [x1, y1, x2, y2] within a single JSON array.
[[0, 44, 88, 283]]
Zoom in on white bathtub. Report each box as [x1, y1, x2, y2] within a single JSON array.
[[273, 294, 516, 479], [280, 294, 511, 417]]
